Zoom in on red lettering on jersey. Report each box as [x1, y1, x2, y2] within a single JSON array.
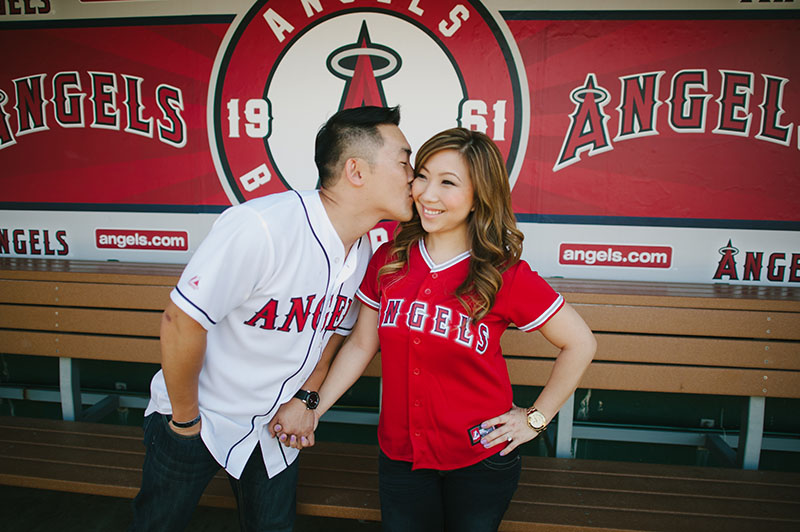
[[325, 295, 351, 331], [278, 295, 317, 332], [244, 299, 279, 330]]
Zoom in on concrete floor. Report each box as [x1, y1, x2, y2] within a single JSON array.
[[0, 485, 382, 531]]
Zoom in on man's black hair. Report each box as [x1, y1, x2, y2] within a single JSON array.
[[315, 105, 401, 188]]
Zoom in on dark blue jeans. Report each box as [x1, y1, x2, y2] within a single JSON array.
[[378, 449, 521, 532], [129, 414, 297, 532]]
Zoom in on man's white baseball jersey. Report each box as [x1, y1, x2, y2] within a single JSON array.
[[145, 190, 369, 479], [357, 238, 563, 470]]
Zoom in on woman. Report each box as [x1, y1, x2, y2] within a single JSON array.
[[313, 128, 595, 531]]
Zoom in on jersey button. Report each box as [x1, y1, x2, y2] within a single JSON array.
[[413, 368, 420, 376], [413, 337, 421, 345], [414, 400, 421, 407], [423, 288, 431, 295], [414, 431, 421, 437], [431, 273, 438, 279]]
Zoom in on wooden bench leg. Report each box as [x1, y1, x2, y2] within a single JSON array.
[[59, 357, 82, 421], [738, 396, 765, 470], [555, 392, 575, 458]]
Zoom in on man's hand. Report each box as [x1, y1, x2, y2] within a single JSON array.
[[268, 398, 316, 449]]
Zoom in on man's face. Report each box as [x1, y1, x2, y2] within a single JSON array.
[[366, 124, 414, 221]]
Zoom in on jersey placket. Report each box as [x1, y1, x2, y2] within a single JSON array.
[[407, 267, 440, 464]]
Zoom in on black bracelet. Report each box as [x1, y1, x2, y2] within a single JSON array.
[[171, 414, 201, 428]]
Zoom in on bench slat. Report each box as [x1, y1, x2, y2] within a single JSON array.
[[0, 258, 183, 285], [501, 500, 799, 532], [502, 329, 800, 370], [574, 304, 799, 340], [0, 304, 161, 336], [552, 279, 800, 312], [0, 330, 161, 362], [506, 358, 800, 397], [0, 279, 172, 310]]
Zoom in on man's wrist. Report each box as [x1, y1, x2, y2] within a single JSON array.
[[294, 389, 320, 410], [171, 413, 201, 429]]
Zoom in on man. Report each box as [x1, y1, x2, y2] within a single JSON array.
[[129, 106, 414, 532]]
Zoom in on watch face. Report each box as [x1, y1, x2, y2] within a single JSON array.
[[528, 410, 546, 429], [306, 391, 320, 410]]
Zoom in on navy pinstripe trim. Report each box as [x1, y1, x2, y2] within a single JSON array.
[[174, 286, 217, 325], [276, 436, 289, 468], [224, 191, 331, 470]]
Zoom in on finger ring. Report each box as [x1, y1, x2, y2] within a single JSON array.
[[507, 435, 513, 442]]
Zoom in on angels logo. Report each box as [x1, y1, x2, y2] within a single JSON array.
[[209, 0, 528, 204]]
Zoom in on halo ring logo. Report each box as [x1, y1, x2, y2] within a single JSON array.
[[209, 0, 529, 204]]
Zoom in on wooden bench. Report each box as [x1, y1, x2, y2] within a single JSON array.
[[500, 278, 800, 469], [1, 257, 799, 530], [2, 416, 799, 531]]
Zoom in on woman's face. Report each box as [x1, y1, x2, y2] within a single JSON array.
[[412, 149, 474, 240]]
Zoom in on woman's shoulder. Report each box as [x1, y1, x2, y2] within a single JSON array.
[[500, 258, 552, 290]]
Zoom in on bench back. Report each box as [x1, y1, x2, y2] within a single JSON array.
[[2, 258, 799, 398]]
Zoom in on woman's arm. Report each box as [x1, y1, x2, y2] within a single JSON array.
[[480, 302, 596, 454], [269, 333, 346, 447], [270, 304, 381, 448], [315, 304, 381, 418]]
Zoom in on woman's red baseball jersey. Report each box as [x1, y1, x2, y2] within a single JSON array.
[[356, 239, 564, 470]]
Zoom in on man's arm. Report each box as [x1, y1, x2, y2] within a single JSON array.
[[160, 300, 207, 436]]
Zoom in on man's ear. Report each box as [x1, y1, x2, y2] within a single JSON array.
[[343, 157, 366, 187]]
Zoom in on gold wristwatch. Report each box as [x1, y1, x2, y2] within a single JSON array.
[[526, 407, 548, 433]]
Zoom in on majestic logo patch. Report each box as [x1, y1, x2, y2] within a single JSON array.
[[209, 0, 528, 204], [468, 423, 495, 446]]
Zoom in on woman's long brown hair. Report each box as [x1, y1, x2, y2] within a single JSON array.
[[379, 128, 524, 321]]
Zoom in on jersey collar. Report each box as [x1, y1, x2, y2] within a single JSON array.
[[418, 238, 471, 273]]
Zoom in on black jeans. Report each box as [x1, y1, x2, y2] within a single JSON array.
[[129, 414, 298, 532], [378, 449, 521, 532]]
